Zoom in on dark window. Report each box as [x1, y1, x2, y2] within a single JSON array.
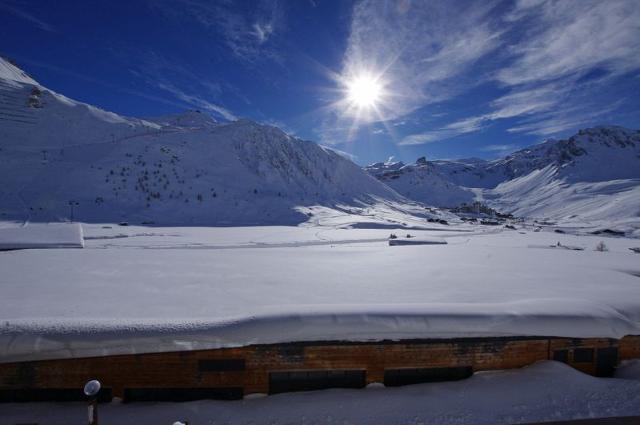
[[278, 346, 305, 362], [123, 387, 243, 402], [384, 366, 473, 387], [573, 348, 594, 363], [0, 388, 112, 403], [269, 369, 366, 394], [596, 347, 618, 377], [198, 359, 245, 372], [553, 349, 569, 363]]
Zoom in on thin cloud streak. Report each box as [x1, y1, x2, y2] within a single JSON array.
[[481, 144, 519, 153], [151, 0, 285, 63], [343, 0, 640, 146], [498, 0, 640, 85], [125, 51, 238, 121], [0, 0, 55, 32], [155, 82, 237, 121]]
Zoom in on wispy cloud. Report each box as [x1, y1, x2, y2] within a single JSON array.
[[399, 115, 489, 146], [506, 100, 625, 136], [498, 0, 640, 85], [0, 0, 55, 32], [123, 51, 237, 121], [154, 81, 236, 121], [481, 144, 519, 153], [342, 0, 502, 122], [489, 0, 640, 136], [12, 57, 216, 115], [252, 22, 274, 44], [152, 0, 285, 62], [342, 0, 640, 145]]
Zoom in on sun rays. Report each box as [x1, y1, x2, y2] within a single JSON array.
[[346, 73, 383, 108]]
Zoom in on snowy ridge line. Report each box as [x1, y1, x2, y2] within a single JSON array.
[[1, 299, 639, 363]]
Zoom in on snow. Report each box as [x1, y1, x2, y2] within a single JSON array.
[[0, 222, 83, 250], [365, 160, 475, 207], [1, 224, 639, 363], [2, 361, 639, 425], [616, 360, 640, 380], [0, 56, 37, 85], [483, 165, 640, 230]]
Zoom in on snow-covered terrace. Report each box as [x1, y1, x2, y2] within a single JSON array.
[[1, 222, 640, 363]]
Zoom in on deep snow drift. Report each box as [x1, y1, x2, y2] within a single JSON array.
[[0, 56, 406, 226], [1, 222, 639, 363], [2, 362, 639, 425]]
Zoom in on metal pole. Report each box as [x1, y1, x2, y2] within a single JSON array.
[[88, 397, 98, 425]]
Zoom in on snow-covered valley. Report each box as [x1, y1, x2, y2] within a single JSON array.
[[366, 127, 640, 235]]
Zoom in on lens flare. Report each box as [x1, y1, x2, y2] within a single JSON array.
[[346, 74, 382, 108]]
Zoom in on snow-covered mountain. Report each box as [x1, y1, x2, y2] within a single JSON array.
[[430, 127, 640, 188], [365, 157, 475, 207], [366, 127, 640, 231], [0, 56, 402, 225]]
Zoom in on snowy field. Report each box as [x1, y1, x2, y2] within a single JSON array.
[[1, 220, 639, 362], [1, 361, 639, 425]]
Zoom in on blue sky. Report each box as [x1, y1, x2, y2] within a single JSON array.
[[1, 0, 639, 165]]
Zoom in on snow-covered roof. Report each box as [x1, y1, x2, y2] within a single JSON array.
[[0, 223, 83, 250]]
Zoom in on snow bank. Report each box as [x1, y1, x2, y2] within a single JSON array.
[[0, 223, 83, 250], [616, 360, 640, 380], [3, 362, 640, 425]]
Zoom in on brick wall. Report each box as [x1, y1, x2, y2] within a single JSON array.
[[0, 335, 637, 402]]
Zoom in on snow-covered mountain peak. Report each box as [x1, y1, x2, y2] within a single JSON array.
[[0, 56, 38, 86], [364, 159, 474, 207], [572, 126, 639, 148]]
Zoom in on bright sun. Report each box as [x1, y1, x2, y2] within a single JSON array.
[[346, 74, 382, 108]]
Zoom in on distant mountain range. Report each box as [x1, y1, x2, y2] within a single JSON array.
[[0, 56, 401, 225], [366, 126, 640, 230]]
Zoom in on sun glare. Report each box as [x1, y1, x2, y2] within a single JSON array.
[[346, 74, 382, 108]]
